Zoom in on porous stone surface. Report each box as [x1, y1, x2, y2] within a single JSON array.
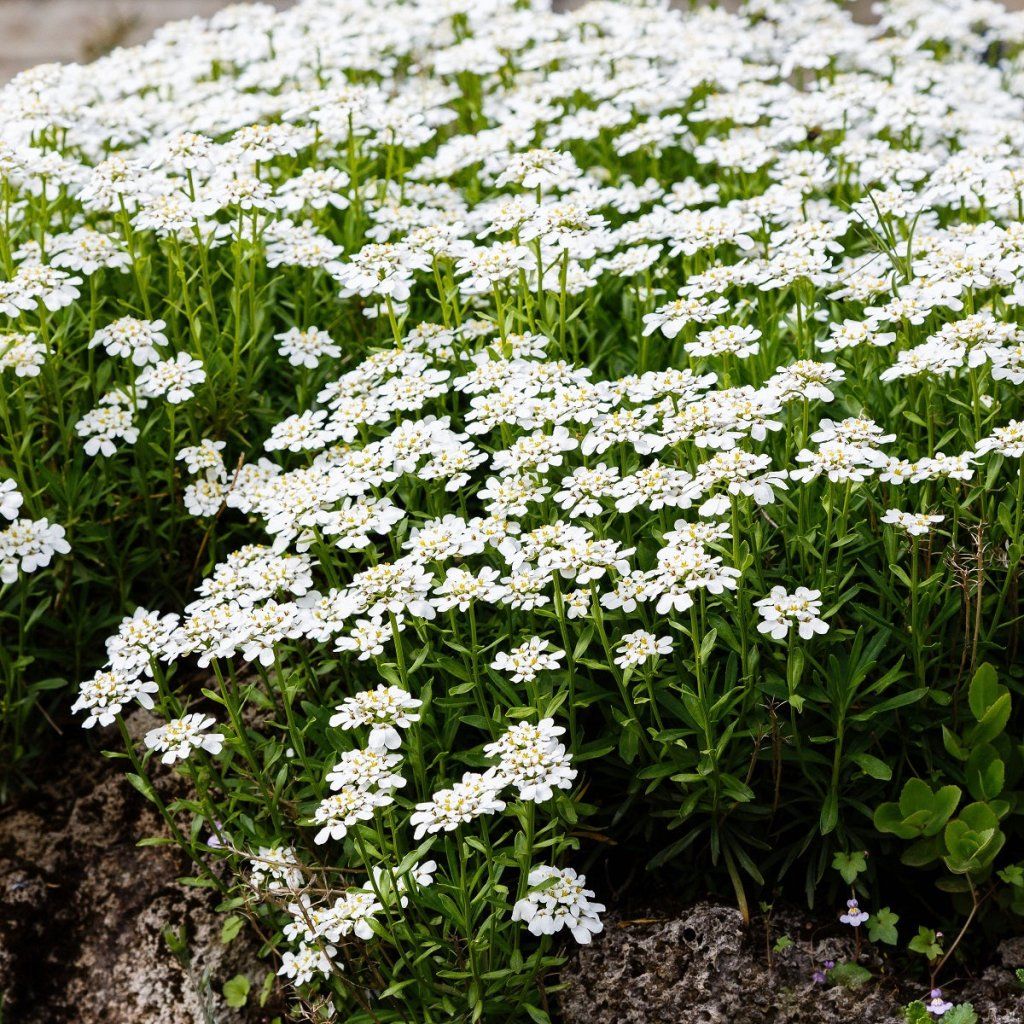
[[0, 715, 268, 1024], [560, 902, 1024, 1024]]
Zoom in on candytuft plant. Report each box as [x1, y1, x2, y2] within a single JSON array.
[[2, 0, 1024, 1019]]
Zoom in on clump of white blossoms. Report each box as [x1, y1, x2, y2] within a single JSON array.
[[8, 0, 1023, 1016], [491, 637, 565, 684], [754, 587, 830, 641], [143, 713, 224, 764], [278, 942, 336, 986], [274, 326, 341, 369], [89, 317, 168, 366], [512, 866, 606, 943], [0, 517, 70, 584], [71, 668, 158, 728], [881, 509, 946, 536], [249, 846, 304, 891], [485, 719, 577, 803], [410, 771, 507, 839], [328, 685, 422, 751], [614, 630, 672, 669], [136, 353, 206, 404]]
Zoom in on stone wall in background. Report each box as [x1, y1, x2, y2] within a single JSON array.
[[0, 0, 289, 80]]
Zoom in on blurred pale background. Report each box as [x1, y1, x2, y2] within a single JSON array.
[[1, 0, 1024, 81]]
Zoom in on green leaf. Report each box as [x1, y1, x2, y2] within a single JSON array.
[[899, 780, 961, 836], [969, 693, 1011, 744], [618, 721, 640, 764], [903, 1002, 931, 1024], [523, 1005, 551, 1024], [850, 753, 892, 781], [942, 1005, 978, 1024], [943, 803, 1005, 876], [908, 927, 942, 960], [965, 745, 1004, 801], [874, 801, 914, 838], [998, 864, 1024, 888], [850, 687, 927, 722], [220, 915, 244, 944], [787, 647, 805, 696], [941, 725, 967, 761], [867, 907, 899, 945], [820, 791, 839, 835], [125, 772, 158, 805], [968, 663, 1002, 721], [828, 962, 871, 988], [699, 628, 717, 663], [259, 970, 275, 1007], [900, 836, 943, 868], [831, 850, 867, 884], [222, 974, 251, 1009]]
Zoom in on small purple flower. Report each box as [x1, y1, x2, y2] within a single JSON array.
[[926, 989, 953, 1016], [839, 898, 869, 927], [812, 959, 835, 985]]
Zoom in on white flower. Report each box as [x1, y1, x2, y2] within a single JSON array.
[[312, 786, 394, 843], [495, 149, 581, 192], [686, 324, 761, 359], [0, 478, 23, 521], [0, 518, 71, 583], [0, 332, 45, 377], [177, 439, 227, 478], [72, 668, 158, 728], [410, 771, 506, 839], [614, 630, 672, 669], [491, 638, 564, 684], [485, 719, 576, 803], [976, 420, 1024, 458], [839, 897, 869, 927], [275, 326, 342, 369], [325, 748, 406, 793], [105, 606, 179, 674], [642, 297, 729, 339], [328, 685, 422, 751], [144, 713, 224, 764], [137, 352, 206, 404], [512, 866, 605, 944], [75, 400, 140, 457], [754, 586, 829, 641], [278, 942, 336, 986], [249, 846, 304, 891], [89, 318, 168, 366], [881, 509, 945, 536]]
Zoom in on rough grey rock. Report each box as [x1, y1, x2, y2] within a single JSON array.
[[560, 902, 1024, 1024], [0, 716, 270, 1024]]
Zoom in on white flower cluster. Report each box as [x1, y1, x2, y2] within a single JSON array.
[[754, 587, 829, 641], [248, 846, 304, 891], [143, 712, 224, 764], [0, 497, 70, 585], [512, 866, 605, 943], [13, 0, 1024, 1006]]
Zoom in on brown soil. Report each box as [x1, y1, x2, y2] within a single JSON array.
[[0, 714, 269, 1024]]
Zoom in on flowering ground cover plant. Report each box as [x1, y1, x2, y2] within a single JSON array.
[[4, 0, 1024, 1018]]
